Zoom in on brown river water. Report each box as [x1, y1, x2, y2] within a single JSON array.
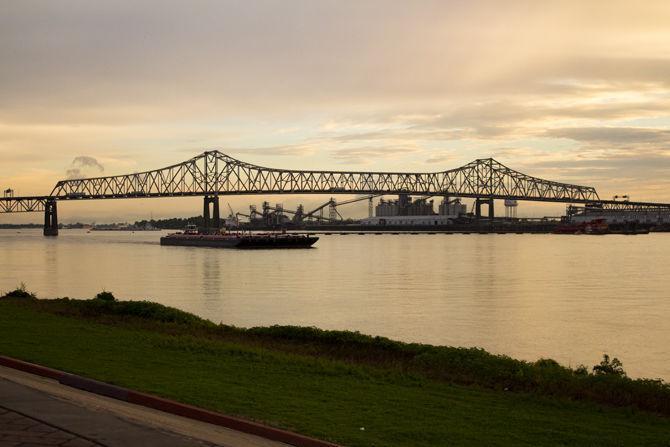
[[1, 228, 668, 380]]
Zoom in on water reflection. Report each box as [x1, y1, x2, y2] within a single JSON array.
[[1, 229, 668, 380]]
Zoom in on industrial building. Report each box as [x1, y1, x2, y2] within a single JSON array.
[[375, 194, 435, 216], [439, 199, 468, 217], [362, 195, 467, 226]]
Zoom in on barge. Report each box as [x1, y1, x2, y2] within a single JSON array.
[[552, 219, 649, 235], [160, 225, 318, 249]]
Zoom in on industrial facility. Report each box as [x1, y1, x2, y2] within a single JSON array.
[[232, 194, 469, 228]]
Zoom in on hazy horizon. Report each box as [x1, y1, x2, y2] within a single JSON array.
[[2, 0, 670, 221]]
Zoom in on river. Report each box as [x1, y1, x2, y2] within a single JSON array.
[[1, 228, 668, 380]]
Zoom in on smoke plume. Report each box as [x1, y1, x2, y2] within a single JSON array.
[[66, 156, 105, 179]]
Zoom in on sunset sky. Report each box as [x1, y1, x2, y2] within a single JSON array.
[[2, 1, 670, 222]]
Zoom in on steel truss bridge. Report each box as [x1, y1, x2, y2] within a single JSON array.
[[2, 150, 670, 235]]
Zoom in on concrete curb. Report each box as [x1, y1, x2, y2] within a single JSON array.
[[0, 355, 341, 447], [0, 355, 63, 380]]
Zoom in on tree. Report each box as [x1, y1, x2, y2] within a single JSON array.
[[592, 354, 626, 377]]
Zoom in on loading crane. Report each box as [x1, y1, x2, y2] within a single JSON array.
[[226, 203, 240, 227], [264, 202, 339, 222], [248, 205, 264, 220], [303, 199, 335, 221], [303, 194, 382, 221]]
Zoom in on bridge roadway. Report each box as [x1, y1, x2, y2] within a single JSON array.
[[2, 150, 670, 235]]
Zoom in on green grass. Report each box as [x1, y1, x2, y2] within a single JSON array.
[[0, 296, 669, 446]]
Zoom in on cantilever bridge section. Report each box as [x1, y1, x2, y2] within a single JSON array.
[[45, 151, 600, 202], [1, 150, 669, 235]]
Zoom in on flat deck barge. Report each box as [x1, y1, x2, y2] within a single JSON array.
[[160, 231, 318, 249]]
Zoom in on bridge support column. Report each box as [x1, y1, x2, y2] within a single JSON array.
[[43, 199, 58, 236], [202, 195, 220, 233], [475, 198, 494, 220]]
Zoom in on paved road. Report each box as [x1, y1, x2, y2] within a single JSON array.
[[0, 366, 289, 447]]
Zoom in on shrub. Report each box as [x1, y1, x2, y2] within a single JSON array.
[[94, 291, 116, 302], [593, 354, 626, 377], [2, 283, 35, 299], [109, 300, 206, 325], [574, 364, 589, 376], [79, 298, 208, 326], [534, 358, 561, 369]]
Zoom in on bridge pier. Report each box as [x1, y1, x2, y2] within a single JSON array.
[[43, 199, 58, 236], [202, 195, 220, 233], [475, 198, 494, 220]]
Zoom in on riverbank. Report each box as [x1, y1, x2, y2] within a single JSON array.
[[1, 291, 669, 446]]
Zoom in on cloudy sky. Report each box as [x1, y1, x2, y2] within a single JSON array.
[[2, 0, 670, 221]]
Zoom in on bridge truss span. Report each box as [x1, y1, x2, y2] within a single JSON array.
[[47, 150, 601, 203], [0, 196, 46, 213]]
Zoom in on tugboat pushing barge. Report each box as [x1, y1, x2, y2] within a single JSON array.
[[160, 225, 318, 249]]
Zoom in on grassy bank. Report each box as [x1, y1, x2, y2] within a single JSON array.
[[1, 291, 669, 446]]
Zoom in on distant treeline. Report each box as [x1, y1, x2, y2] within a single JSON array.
[[0, 223, 42, 229], [134, 217, 203, 229], [0, 219, 202, 230], [1, 222, 91, 229]]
